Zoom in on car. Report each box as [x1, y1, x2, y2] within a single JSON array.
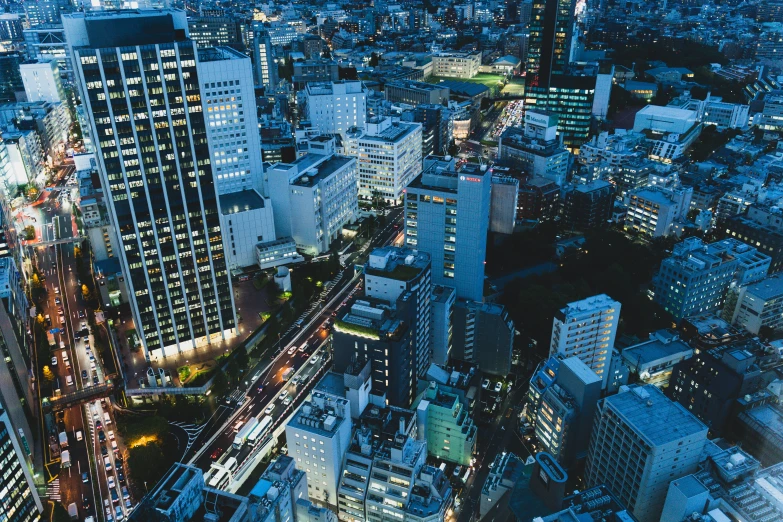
[[115, 505, 124, 521], [294, 319, 304, 327], [287, 346, 296, 355], [110, 487, 118, 503], [104, 456, 112, 471], [51, 356, 57, 366], [57, 307, 64, 315], [108, 476, 115, 489], [76, 430, 83, 442], [101, 444, 108, 456], [210, 447, 224, 460], [60, 316, 65, 325], [121, 486, 129, 500], [453, 466, 463, 478], [78, 310, 85, 319], [82, 472, 89, 483], [65, 375, 73, 386], [111, 440, 118, 452], [494, 382, 502, 393], [108, 430, 115, 440], [124, 498, 132, 510], [80, 321, 87, 330], [90, 360, 96, 370], [117, 470, 125, 483], [310, 355, 319, 365], [105, 507, 114, 522], [82, 495, 90, 510], [257, 384, 265, 393], [54, 286, 59, 294], [93, 375, 100, 385], [74, 332, 80, 341], [482, 379, 490, 389], [283, 396, 293, 406], [265, 403, 275, 415], [82, 369, 89, 380], [115, 459, 123, 472], [98, 431, 106, 442], [279, 389, 288, 400], [298, 344, 307, 353], [96, 420, 103, 430], [54, 297, 61, 306]]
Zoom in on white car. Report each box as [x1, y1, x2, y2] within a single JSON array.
[[108, 430, 115, 440], [287, 346, 296, 355], [66, 375, 73, 386], [481, 379, 490, 389], [54, 286, 60, 294], [494, 382, 502, 393], [51, 356, 58, 366], [279, 389, 288, 401], [76, 430, 83, 442], [108, 476, 115, 489], [265, 404, 275, 415]]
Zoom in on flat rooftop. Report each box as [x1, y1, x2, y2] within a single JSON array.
[[291, 155, 354, 187], [622, 338, 693, 367], [219, 189, 266, 215]]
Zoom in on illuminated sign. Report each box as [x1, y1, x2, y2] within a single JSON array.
[[460, 176, 482, 183]]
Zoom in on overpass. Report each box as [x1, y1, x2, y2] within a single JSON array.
[[43, 382, 115, 412], [32, 236, 85, 248]]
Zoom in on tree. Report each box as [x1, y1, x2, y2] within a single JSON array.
[[211, 369, 228, 397], [36, 313, 44, 325], [234, 345, 249, 371], [369, 52, 380, 67], [52, 503, 72, 522], [81, 284, 90, 300], [43, 365, 54, 382], [127, 442, 168, 489], [23, 226, 35, 240]]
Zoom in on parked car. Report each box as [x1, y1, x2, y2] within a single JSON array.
[[494, 382, 502, 393], [51, 356, 57, 366], [482, 379, 490, 389]]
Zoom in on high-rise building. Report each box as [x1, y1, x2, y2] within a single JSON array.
[[24, 0, 67, 28], [451, 300, 514, 376], [188, 15, 244, 50], [0, 404, 43, 522], [497, 110, 570, 186], [550, 294, 620, 389], [724, 273, 783, 335], [0, 52, 24, 102], [19, 60, 65, 103], [286, 391, 352, 509], [414, 379, 478, 467], [252, 27, 278, 89], [0, 14, 24, 42], [430, 285, 455, 366], [652, 238, 770, 321], [303, 81, 367, 138], [365, 247, 432, 379], [412, 105, 452, 158], [64, 10, 236, 359], [344, 117, 422, 204], [404, 160, 491, 302], [584, 385, 708, 522]]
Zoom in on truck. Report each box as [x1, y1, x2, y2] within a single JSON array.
[[58, 431, 68, 449], [232, 417, 259, 449], [67, 502, 78, 520], [47, 332, 55, 348], [246, 416, 273, 447], [61, 449, 71, 468], [282, 367, 294, 381]]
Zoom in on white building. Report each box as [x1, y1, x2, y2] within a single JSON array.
[[497, 110, 570, 186], [431, 51, 481, 78], [20, 60, 65, 103], [198, 46, 265, 195], [549, 294, 621, 389], [624, 185, 694, 238], [256, 238, 304, 270], [584, 385, 708, 522], [633, 105, 701, 163], [304, 81, 367, 138], [219, 190, 276, 269], [344, 117, 422, 204], [286, 391, 352, 510], [267, 153, 358, 256], [725, 273, 783, 335]]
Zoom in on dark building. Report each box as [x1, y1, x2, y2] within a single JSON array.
[[451, 300, 514, 376], [302, 34, 324, 59], [724, 213, 783, 273], [412, 104, 451, 157], [292, 60, 339, 90], [385, 80, 449, 107], [517, 176, 560, 222], [332, 297, 417, 408], [758, 1, 783, 22], [187, 15, 245, 50], [668, 340, 778, 436], [0, 52, 24, 102], [562, 180, 616, 231]]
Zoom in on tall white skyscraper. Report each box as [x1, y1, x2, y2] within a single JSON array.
[[344, 116, 422, 204], [64, 10, 236, 359], [303, 80, 367, 138], [549, 294, 620, 389], [585, 385, 708, 522]]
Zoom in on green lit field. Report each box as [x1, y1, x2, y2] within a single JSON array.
[[427, 73, 505, 89]]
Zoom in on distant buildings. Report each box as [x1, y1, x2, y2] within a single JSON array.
[[550, 294, 621, 389], [585, 385, 708, 522]]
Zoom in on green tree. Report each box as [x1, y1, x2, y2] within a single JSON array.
[[234, 345, 249, 370], [52, 502, 72, 522], [23, 226, 35, 240], [211, 369, 228, 397], [127, 443, 168, 488]]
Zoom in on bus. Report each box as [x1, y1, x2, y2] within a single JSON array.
[[233, 417, 259, 449], [247, 416, 273, 447], [207, 468, 230, 489]]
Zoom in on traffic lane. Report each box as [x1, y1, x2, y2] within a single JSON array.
[[60, 406, 91, 519]]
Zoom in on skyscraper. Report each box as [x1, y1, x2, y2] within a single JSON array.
[[252, 27, 277, 89], [0, 404, 43, 522], [64, 10, 236, 359]]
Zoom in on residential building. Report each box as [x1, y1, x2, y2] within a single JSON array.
[[620, 330, 693, 388], [19, 60, 64, 103], [253, 28, 278, 89], [250, 455, 308, 522], [517, 177, 559, 223], [533, 484, 637, 522], [364, 247, 432, 379], [431, 51, 481, 78], [562, 180, 616, 231], [344, 117, 422, 204], [526, 356, 561, 426], [0, 14, 23, 42], [0, 52, 24, 103], [404, 161, 491, 302], [668, 339, 778, 437], [2, 130, 44, 190], [497, 111, 570, 186], [267, 153, 358, 256], [430, 285, 455, 367], [584, 385, 708, 522], [332, 299, 417, 407], [624, 185, 694, 238], [286, 391, 352, 509], [410, 105, 451, 158], [725, 274, 783, 334], [652, 238, 770, 321], [451, 300, 514, 376], [63, 10, 236, 360], [303, 81, 367, 138], [0, 101, 71, 161], [724, 204, 783, 272], [385, 80, 450, 107], [534, 356, 601, 467], [24, 0, 66, 28], [256, 238, 304, 270], [549, 294, 621, 389], [413, 380, 477, 466], [198, 46, 264, 196], [479, 452, 527, 519]]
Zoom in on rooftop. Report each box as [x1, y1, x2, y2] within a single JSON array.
[[745, 274, 783, 300], [621, 336, 693, 369], [606, 385, 707, 447], [219, 190, 266, 215], [366, 246, 429, 281], [197, 46, 247, 63]]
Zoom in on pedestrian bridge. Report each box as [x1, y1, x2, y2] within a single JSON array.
[[43, 382, 114, 412]]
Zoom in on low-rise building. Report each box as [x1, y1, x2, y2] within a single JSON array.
[[431, 51, 481, 78], [219, 190, 276, 270], [725, 274, 783, 335], [562, 180, 616, 231], [497, 111, 570, 186], [413, 381, 477, 466], [621, 330, 693, 388], [625, 185, 693, 238], [517, 177, 560, 223], [385, 80, 450, 107], [256, 238, 305, 270]]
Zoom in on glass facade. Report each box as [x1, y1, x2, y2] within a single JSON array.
[[0, 410, 41, 522], [75, 39, 235, 356]]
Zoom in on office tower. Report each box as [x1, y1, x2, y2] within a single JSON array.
[[64, 10, 236, 359], [534, 357, 601, 467], [0, 14, 24, 42], [187, 15, 244, 50], [584, 385, 708, 522], [489, 175, 519, 235], [412, 105, 452, 158], [497, 111, 570, 186], [652, 238, 770, 321], [0, 52, 24, 102], [252, 28, 278, 89], [344, 117, 422, 204], [414, 380, 478, 466], [404, 160, 491, 302], [561, 180, 616, 231], [198, 46, 264, 195], [451, 300, 514, 376], [303, 81, 367, 138], [550, 294, 620, 389], [24, 0, 67, 28], [267, 152, 357, 256], [0, 404, 43, 521], [526, 0, 575, 86], [365, 247, 432, 378], [20, 60, 65, 103], [286, 391, 352, 509], [668, 339, 777, 437], [384, 80, 450, 107]]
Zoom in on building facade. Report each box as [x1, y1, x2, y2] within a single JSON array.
[[304, 81, 367, 138]]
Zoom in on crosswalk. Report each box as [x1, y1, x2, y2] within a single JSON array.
[[170, 420, 208, 456], [46, 478, 61, 501]]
